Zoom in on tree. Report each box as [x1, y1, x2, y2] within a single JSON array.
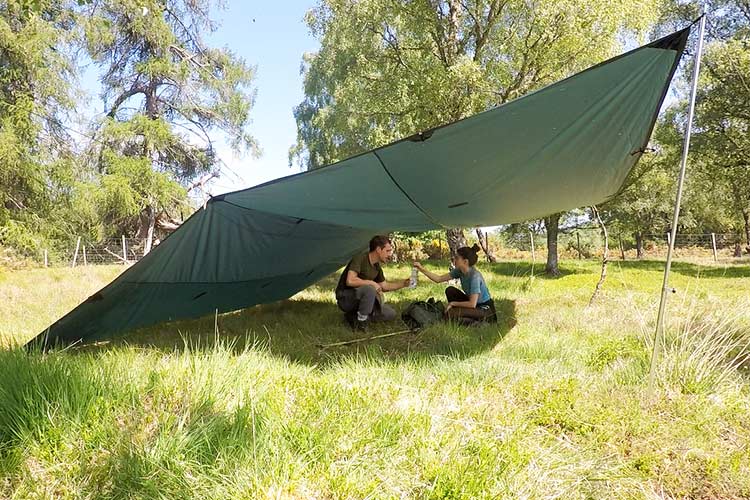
[[692, 39, 750, 250], [0, 0, 77, 256], [291, 0, 663, 257], [652, 0, 750, 252], [543, 213, 561, 276], [81, 0, 258, 249]]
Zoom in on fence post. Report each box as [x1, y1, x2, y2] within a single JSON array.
[[530, 231, 535, 263], [122, 235, 127, 264], [72, 236, 81, 267], [44, 249, 48, 268], [82, 245, 87, 266], [711, 233, 718, 262], [577, 232, 582, 259]]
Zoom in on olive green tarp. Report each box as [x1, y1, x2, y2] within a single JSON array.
[[28, 27, 690, 349]]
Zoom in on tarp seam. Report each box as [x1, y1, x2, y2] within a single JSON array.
[[372, 150, 446, 229]]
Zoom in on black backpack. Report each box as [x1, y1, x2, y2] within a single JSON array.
[[401, 298, 445, 330]]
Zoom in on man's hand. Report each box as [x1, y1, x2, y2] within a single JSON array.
[[412, 261, 424, 271], [402, 278, 410, 289], [445, 302, 454, 314]]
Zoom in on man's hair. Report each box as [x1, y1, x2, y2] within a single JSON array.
[[369, 235, 392, 251], [456, 244, 482, 266]]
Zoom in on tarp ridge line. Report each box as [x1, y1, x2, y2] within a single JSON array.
[[371, 150, 446, 229]]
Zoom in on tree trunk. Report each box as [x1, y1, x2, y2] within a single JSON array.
[[137, 205, 156, 256], [743, 209, 750, 254], [446, 228, 468, 259], [475, 228, 497, 262], [589, 206, 608, 306], [735, 241, 743, 258], [543, 213, 560, 276], [635, 232, 644, 259]]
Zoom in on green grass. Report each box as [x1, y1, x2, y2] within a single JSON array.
[[1, 259, 749, 498]]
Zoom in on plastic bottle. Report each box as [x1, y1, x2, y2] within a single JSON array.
[[410, 267, 418, 288]]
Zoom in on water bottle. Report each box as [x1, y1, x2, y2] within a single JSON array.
[[410, 267, 418, 288]]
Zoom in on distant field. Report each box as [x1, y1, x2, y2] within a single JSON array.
[[1, 259, 749, 498]]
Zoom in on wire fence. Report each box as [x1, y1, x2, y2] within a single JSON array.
[[36, 232, 748, 268], [38, 237, 151, 268], [496, 231, 746, 263]]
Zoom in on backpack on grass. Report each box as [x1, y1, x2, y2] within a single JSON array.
[[401, 298, 445, 330]]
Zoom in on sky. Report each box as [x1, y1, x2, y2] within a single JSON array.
[[77, 1, 319, 196], [203, 1, 319, 194]]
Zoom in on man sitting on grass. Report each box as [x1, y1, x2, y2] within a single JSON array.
[[335, 235, 410, 331]]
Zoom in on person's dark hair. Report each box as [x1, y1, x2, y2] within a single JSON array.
[[369, 235, 392, 251], [456, 243, 481, 266]]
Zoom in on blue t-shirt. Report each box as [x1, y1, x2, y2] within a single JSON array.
[[449, 267, 491, 304]]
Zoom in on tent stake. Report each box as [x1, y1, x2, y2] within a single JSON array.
[[317, 328, 417, 348], [649, 15, 705, 389]]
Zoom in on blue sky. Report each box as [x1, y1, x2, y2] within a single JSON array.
[[78, 1, 318, 196], [205, 1, 319, 194]]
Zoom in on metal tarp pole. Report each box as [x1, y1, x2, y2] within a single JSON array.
[[649, 15, 706, 388]]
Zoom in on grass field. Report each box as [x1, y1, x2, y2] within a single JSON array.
[[1, 259, 749, 499]]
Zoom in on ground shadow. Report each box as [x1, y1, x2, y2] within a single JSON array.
[[82, 297, 517, 368]]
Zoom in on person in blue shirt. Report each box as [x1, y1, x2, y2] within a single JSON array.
[[413, 243, 496, 323]]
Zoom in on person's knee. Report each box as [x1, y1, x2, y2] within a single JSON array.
[[381, 305, 397, 322], [360, 285, 378, 298], [372, 304, 396, 322], [445, 286, 462, 301]]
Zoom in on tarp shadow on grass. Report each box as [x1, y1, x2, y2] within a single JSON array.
[[89, 298, 517, 367]]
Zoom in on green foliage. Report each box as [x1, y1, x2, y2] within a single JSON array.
[[642, 0, 750, 246], [0, 0, 78, 256], [292, 0, 663, 169], [78, 0, 258, 236]]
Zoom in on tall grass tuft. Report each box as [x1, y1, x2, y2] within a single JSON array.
[[648, 300, 750, 394]]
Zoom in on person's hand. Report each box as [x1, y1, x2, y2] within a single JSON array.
[[412, 261, 424, 271], [445, 302, 454, 313], [402, 278, 411, 289]]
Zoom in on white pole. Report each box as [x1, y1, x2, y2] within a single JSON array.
[[83, 245, 87, 266], [711, 233, 718, 262], [530, 231, 536, 263], [649, 16, 706, 388], [72, 237, 81, 268], [44, 249, 48, 268], [122, 235, 127, 264]]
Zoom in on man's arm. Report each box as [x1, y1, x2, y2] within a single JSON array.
[[345, 270, 382, 290], [380, 278, 410, 292]]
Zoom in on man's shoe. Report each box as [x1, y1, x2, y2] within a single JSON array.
[[354, 319, 368, 332], [344, 310, 357, 329]]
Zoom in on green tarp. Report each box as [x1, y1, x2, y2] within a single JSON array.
[[27, 27, 690, 349]]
